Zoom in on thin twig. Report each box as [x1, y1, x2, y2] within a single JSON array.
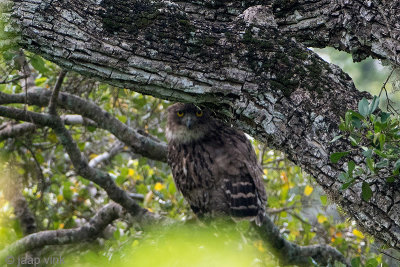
[[0, 74, 30, 84], [48, 70, 67, 115], [379, 68, 398, 114]]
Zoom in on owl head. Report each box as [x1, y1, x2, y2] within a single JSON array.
[[166, 103, 212, 143]]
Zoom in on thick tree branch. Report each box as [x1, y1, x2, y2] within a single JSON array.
[[270, 0, 400, 65], [0, 203, 123, 262], [0, 122, 36, 141], [255, 215, 349, 266]]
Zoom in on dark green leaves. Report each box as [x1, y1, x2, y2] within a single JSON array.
[[330, 151, 350, 163], [361, 182, 373, 202], [334, 96, 400, 201]]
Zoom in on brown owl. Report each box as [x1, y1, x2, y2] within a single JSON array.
[[166, 103, 267, 226]]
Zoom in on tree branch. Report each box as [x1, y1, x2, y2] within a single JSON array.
[[255, 215, 350, 266], [0, 89, 168, 162], [0, 203, 123, 263], [88, 141, 125, 168], [0, 115, 97, 141], [48, 70, 67, 115]]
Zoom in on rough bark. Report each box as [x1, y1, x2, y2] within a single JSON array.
[[0, 0, 399, 250]]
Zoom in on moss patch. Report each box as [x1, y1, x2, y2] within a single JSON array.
[[99, 0, 161, 34]]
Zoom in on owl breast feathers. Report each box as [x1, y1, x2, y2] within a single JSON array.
[[166, 103, 267, 226]]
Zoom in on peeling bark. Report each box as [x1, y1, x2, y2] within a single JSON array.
[[0, 0, 399, 249]]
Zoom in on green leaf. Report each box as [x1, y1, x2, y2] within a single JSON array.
[[30, 55, 48, 74], [361, 182, 373, 201], [338, 172, 348, 182], [113, 228, 121, 240], [36, 153, 45, 164], [348, 161, 355, 177], [330, 151, 350, 163], [358, 97, 369, 117], [320, 195, 328, 206], [386, 176, 396, 183], [351, 117, 362, 129], [87, 126, 96, 132], [341, 179, 355, 190], [351, 257, 361, 267], [330, 135, 342, 143], [116, 175, 126, 185], [374, 149, 389, 158], [368, 96, 380, 114], [375, 159, 389, 169], [379, 134, 386, 150], [393, 159, 400, 174], [62, 182, 73, 201], [35, 77, 47, 86], [349, 136, 359, 146], [366, 157, 375, 173], [380, 112, 390, 123], [339, 119, 347, 131], [365, 258, 379, 267], [362, 149, 373, 158], [348, 110, 365, 120]]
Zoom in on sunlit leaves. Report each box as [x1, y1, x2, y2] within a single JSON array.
[[303, 185, 313, 196], [352, 229, 365, 239], [317, 214, 328, 224], [320, 195, 328, 206]]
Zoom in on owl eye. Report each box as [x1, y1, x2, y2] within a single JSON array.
[[177, 111, 184, 117], [196, 110, 203, 117]]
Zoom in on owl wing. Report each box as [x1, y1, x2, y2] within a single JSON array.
[[213, 127, 267, 225]]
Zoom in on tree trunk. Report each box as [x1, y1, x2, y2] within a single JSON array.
[[1, 0, 399, 249]]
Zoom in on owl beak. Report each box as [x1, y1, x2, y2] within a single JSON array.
[[186, 117, 194, 129]]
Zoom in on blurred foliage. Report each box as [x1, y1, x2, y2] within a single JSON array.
[[0, 46, 398, 266], [67, 223, 275, 267]]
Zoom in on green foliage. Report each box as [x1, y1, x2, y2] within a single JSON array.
[[331, 96, 400, 204]]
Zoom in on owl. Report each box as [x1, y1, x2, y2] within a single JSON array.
[[166, 103, 267, 226]]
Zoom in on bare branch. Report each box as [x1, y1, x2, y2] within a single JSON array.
[[48, 70, 67, 115], [0, 115, 97, 141], [88, 141, 125, 168], [0, 89, 167, 162], [0, 122, 36, 141], [0, 203, 123, 262]]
